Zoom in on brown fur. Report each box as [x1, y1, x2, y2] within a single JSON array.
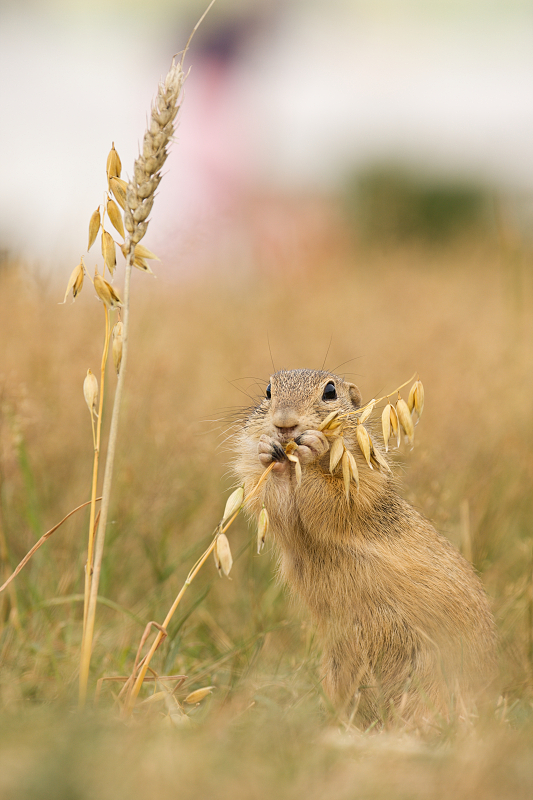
[[234, 369, 497, 728]]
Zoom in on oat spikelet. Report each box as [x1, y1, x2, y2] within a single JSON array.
[[101, 230, 116, 275], [184, 687, 215, 705], [88, 208, 101, 251], [213, 533, 233, 577], [381, 403, 392, 452], [124, 58, 185, 248], [356, 423, 373, 468], [329, 436, 344, 473], [62, 258, 85, 303], [106, 198, 125, 239], [358, 400, 375, 424], [318, 409, 340, 432], [83, 369, 98, 418], [257, 506, 269, 554], [396, 396, 414, 445], [341, 450, 351, 501], [106, 143, 122, 180], [94, 269, 123, 309], [222, 487, 244, 523], [345, 447, 359, 489], [413, 380, 424, 418]]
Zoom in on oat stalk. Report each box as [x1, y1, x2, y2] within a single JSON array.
[[123, 462, 275, 715], [78, 57, 187, 708]]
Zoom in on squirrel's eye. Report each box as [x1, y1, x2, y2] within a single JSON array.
[[322, 381, 337, 401], [266, 383, 271, 399]]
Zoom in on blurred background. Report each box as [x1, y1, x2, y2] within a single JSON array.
[[1, 0, 533, 270], [1, 1, 533, 798]]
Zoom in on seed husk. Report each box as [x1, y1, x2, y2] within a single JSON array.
[[287, 452, 302, 486], [88, 208, 101, 251], [112, 321, 123, 375], [371, 446, 391, 474], [396, 397, 414, 445], [94, 271, 123, 309], [318, 409, 340, 431], [83, 369, 98, 417], [356, 423, 372, 468], [214, 533, 233, 577], [345, 447, 360, 488], [106, 143, 122, 180], [106, 198, 125, 239], [133, 244, 160, 261], [222, 487, 244, 523], [184, 687, 215, 705], [358, 400, 375, 425], [408, 383, 416, 413], [257, 506, 269, 554], [329, 436, 345, 473], [62, 259, 85, 303], [413, 380, 424, 418], [389, 403, 400, 448], [133, 257, 154, 274], [101, 230, 116, 275], [341, 450, 351, 501], [109, 177, 127, 210], [382, 404, 392, 452]]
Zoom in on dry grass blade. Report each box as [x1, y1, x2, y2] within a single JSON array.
[[0, 498, 102, 593]]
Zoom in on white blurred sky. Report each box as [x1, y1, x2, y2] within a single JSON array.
[[1, 0, 533, 269]]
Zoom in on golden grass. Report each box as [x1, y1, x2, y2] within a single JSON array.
[[0, 227, 532, 795]]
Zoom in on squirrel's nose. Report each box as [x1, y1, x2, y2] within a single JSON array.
[[272, 407, 299, 429]]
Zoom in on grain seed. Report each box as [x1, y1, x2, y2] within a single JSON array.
[[101, 230, 116, 275], [214, 533, 233, 577], [222, 487, 244, 523], [94, 270, 123, 309], [106, 198, 125, 239], [106, 143, 122, 180], [356, 423, 373, 468], [62, 259, 85, 303], [83, 369, 98, 417], [396, 397, 414, 445], [184, 687, 215, 705], [88, 208, 101, 251], [257, 506, 269, 554], [329, 436, 345, 473]]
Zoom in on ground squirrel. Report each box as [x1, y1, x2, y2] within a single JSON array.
[[234, 369, 497, 728]]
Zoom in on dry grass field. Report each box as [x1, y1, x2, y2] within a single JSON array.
[[0, 220, 533, 797]]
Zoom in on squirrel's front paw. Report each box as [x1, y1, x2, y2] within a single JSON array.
[[294, 430, 330, 465], [258, 435, 289, 473]]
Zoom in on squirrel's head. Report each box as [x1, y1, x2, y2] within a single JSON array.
[[252, 369, 362, 443]]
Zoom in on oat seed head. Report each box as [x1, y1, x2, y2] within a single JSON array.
[[329, 436, 345, 474], [184, 686, 215, 705], [396, 396, 414, 445]]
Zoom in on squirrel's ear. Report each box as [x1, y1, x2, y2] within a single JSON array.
[[347, 383, 362, 409]]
